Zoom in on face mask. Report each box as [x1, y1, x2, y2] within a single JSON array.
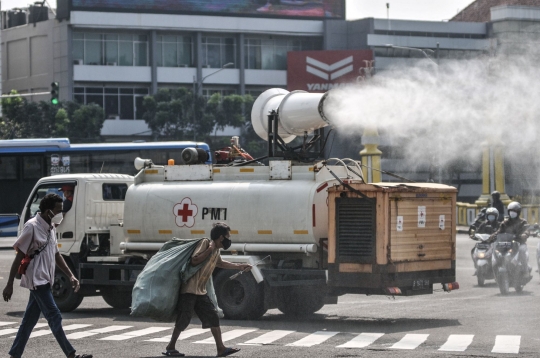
[[487, 215, 496, 222], [222, 237, 232, 250], [509, 211, 518, 219], [49, 210, 64, 225]]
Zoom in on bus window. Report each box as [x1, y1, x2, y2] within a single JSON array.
[[0, 156, 18, 180], [102, 183, 128, 201], [140, 150, 167, 166], [23, 156, 43, 179], [91, 152, 135, 175]]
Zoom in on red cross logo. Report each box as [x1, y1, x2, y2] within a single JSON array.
[[173, 198, 198, 228]]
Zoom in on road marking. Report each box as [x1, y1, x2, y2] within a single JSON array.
[[195, 329, 258, 344], [240, 330, 295, 346], [29, 324, 93, 338], [492, 335, 520, 354], [0, 322, 16, 327], [287, 331, 339, 347], [0, 328, 19, 337], [439, 334, 474, 351], [66, 325, 133, 339], [391, 334, 429, 350], [146, 328, 210, 342], [337, 332, 384, 348], [100, 327, 170, 341]]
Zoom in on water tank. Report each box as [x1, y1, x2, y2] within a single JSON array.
[[29, 4, 49, 23], [7, 9, 27, 28]]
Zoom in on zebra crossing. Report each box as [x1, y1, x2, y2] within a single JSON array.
[[0, 321, 524, 354]]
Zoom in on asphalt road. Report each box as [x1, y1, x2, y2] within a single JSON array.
[[1, 233, 540, 358]]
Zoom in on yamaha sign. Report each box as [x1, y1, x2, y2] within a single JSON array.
[[287, 50, 374, 92]]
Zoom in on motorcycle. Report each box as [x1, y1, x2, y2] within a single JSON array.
[[492, 233, 531, 295], [471, 233, 494, 286]]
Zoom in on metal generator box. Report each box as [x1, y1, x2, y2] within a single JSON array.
[[326, 182, 457, 296]]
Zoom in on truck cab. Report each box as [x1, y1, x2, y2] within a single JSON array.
[[19, 174, 133, 311]]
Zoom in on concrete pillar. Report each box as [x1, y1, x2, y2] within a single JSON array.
[[360, 127, 382, 183], [475, 142, 511, 206]]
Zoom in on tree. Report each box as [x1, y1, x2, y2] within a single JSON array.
[[0, 90, 104, 142], [141, 88, 253, 144]]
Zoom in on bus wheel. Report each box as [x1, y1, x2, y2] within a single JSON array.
[[214, 270, 266, 320], [276, 286, 325, 316], [52, 265, 83, 312], [101, 287, 132, 309]]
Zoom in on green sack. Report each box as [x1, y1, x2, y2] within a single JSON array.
[[131, 237, 211, 322]]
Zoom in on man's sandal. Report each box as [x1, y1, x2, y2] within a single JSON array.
[[162, 349, 185, 357]]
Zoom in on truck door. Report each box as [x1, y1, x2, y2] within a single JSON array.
[[23, 181, 78, 253]]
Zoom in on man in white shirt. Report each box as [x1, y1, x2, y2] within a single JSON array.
[[2, 194, 92, 358]]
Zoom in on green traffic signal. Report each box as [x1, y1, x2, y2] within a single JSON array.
[[50, 82, 59, 105]]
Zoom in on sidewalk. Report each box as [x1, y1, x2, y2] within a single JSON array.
[[0, 237, 16, 249]]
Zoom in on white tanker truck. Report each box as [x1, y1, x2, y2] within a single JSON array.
[[17, 88, 459, 318]]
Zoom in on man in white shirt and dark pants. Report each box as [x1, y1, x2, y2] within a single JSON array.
[[2, 193, 92, 358]]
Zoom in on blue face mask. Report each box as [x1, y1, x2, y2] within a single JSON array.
[[487, 215, 496, 222], [509, 211, 518, 219]]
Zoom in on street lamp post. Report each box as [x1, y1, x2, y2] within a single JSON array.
[[192, 62, 234, 141], [386, 43, 442, 182]]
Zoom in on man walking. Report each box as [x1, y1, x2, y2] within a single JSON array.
[[2, 194, 92, 358], [163, 222, 251, 357]]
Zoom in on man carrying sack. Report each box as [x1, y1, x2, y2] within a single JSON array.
[[2, 194, 92, 358], [163, 222, 251, 357]]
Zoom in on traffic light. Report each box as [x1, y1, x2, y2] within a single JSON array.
[[50, 82, 59, 105]]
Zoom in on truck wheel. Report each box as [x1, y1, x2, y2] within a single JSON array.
[[53, 266, 83, 312], [214, 270, 266, 320], [101, 287, 132, 309], [276, 286, 325, 316]]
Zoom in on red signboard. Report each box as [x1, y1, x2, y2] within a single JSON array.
[[287, 50, 374, 92]]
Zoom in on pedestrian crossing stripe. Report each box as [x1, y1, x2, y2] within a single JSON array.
[[0, 322, 522, 353]]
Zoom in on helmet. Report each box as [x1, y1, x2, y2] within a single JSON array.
[[507, 201, 521, 217], [486, 207, 499, 221], [491, 191, 500, 200]]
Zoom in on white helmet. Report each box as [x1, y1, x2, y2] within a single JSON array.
[[486, 207, 499, 221], [507, 201, 521, 217]]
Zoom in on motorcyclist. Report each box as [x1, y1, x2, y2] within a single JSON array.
[[490, 201, 532, 281], [491, 191, 505, 222], [470, 207, 500, 275]]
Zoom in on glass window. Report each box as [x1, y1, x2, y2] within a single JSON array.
[[135, 42, 148, 66], [28, 185, 64, 218], [163, 41, 177, 67], [120, 95, 134, 119], [23, 156, 42, 179], [140, 150, 167, 166], [135, 96, 145, 120], [119, 41, 133, 66], [105, 94, 119, 119], [102, 183, 128, 201], [85, 37, 102, 65], [91, 152, 135, 174], [179, 36, 192, 66], [68, 153, 89, 173], [0, 156, 18, 180], [105, 40, 118, 65], [87, 94, 104, 107], [73, 40, 84, 63], [202, 37, 235, 68]]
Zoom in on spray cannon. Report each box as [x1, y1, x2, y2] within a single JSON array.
[[251, 88, 334, 160]]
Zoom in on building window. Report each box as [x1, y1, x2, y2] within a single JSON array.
[[73, 87, 149, 120], [244, 37, 321, 70], [156, 35, 193, 67], [73, 32, 149, 67], [201, 37, 236, 68]]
